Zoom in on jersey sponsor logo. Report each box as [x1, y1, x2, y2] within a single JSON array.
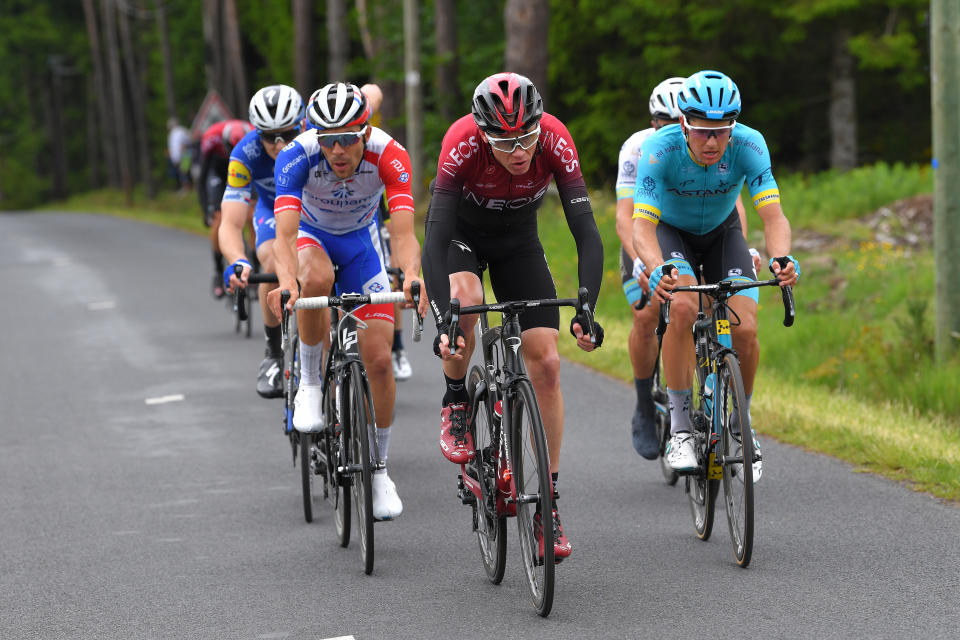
[[728, 268, 742, 277], [666, 183, 739, 197], [633, 202, 661, 223], [440, 135, 480, 177], [750, 167, 773, 188], [622, 160, 635, 176], [463, 184, 549, 211], [369, 281, 384, 292], [398, 172, 410, 183], [281, 153, 306, 174], [655, 144, 682, 159], [648, 154, 658, 164], [452, 240, 472, 253], [718, 162, 729, 173], [642, 176, 656, 191], [242, 139, 261, 159], [540, 128, 579, 173], [227, 160, 252, 188], [671, 251, 684, 259], [752, 188, 780, 209], [390, 158, 406, 173], [333, 182, 355, 199], [569, 196, 589, 204], [735, 138, 765, 156]]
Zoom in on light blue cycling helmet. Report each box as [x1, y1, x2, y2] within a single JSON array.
[[677, 70, 741, 120]]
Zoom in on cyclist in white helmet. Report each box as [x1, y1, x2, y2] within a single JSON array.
[[219, 84, 305, 398], [615, 77, 756, 459], [268, 82, 425, 521]]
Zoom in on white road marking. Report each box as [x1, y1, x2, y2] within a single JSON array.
[[320, 637, 356, 640], [145, 394, 185, 405], [87, 300, 116, 310]]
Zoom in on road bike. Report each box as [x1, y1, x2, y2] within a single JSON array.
[[286, 286, 410, 575], [450, 264, 598, 617], [656, 259, 795, 567]]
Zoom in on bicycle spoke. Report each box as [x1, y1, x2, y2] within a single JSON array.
[[719, 354, 753, 567]]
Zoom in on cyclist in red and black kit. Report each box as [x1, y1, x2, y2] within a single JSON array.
[[422, 73, 604, 559]]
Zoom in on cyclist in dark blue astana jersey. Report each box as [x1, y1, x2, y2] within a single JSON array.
[[220, 85, 305, 399], [632, 70, 799, 476]]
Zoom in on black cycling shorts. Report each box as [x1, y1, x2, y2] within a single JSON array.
[[656, 208, 757, 289], [445, 219, 559, 332]]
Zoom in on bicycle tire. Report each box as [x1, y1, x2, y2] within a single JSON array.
[[718, 353, 754, 567], [510, 379, 555, 617], [348, 362, 375, 575], [333, 379, 351, 548], [467, 365, 507, 585], [300, 433, 313, 523], [244, 287, 252, 338]]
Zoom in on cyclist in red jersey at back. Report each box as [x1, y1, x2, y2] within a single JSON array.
[[422, 72, 605, 561], [198, 118, 253, 298]]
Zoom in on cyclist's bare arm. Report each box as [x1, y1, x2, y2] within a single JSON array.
[[271, 209, 300, 316], [755, 202, 797, 285], [735, 194, 747, 239], [616, 198, 639, 263], [219, 200, 251, 289], [360, 84, 383, 116], [389, 210, 427, 316]]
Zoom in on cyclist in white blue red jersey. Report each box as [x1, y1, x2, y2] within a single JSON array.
[[616, 77, 756, 459], [266, 82, 426, 520], [422, 73, 605, 560], [219, 84, 305, 398], [632, 70, 799, 476]]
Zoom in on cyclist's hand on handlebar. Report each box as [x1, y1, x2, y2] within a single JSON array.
[[433, 328, 466, 361], [268, 282, 299, 320], [224, 259, 252, 293], [403, 278, 429, 317], [769, 255, 800, 287], [648, 263, 678, 303], [570, 316, 604, 351]]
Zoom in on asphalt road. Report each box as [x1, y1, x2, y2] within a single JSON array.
[[2, 212, 958, 640]]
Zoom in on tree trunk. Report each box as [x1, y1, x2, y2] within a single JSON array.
[[403, 0, 423, 202], [82, 0, 117, 187], [118, 0, 155, 198], [202, 0, 223, 97], [357, 0, 402, 135], [433, 0, 459, 123], [44, 62, 67, 199], [327, 0, 348, 82], [829, 28, 857, 171], [222, 0, 247, 116], [504, 0, 549, 105], [101, 0, 133, 204], [293, 0, 313, 98], [86, 75, 100, 188], [155, 0, 177, 120]]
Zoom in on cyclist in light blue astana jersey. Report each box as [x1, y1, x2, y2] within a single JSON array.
[[616, 77, 755, 461], [631, 70, 799, 476]]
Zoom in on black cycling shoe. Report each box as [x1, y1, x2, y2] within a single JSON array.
[[256, 355, 284, 398], [632, 410, 659, 460]]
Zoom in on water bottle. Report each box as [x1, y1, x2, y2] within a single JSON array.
[[703, 372, 715, 420]]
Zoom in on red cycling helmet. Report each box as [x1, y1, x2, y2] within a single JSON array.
[[471, 72, 543, 135], [222, 120, 253, 148]]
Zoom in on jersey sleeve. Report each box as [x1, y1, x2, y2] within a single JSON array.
[[632, 137, 667, 225], [273, 141, 310, 216], [615, 133, 643, 200], [739, 130, 780, 210], [433, 115, 478, 194], [223, 146, 253, 205], [377, 139, 415, 215]]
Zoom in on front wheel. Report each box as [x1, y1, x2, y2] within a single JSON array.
[[300, 433, 314, 523], [467, 365, 507, 584], [718, 353, 754, 567], [348, 363, 375, 575], [332, 379, 351, 548], [687, 413, 719, 541], [510, 380, 555, 617]]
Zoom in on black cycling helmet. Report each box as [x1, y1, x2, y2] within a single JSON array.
[[471, 72, 543, 135]]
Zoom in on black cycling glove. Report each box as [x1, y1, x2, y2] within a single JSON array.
[[433, 321, 467, 358], [569, 315, 604, 348]]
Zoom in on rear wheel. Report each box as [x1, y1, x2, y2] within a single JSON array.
[[348, 363, 375, 575], [333, 378, 351, 548], [467, 366, 507, 584], [718, 353, 753, 567], [510, 380, 554, 617], [300, 433, 314, 523]]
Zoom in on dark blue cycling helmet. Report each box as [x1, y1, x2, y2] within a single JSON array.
[[677, 70, 741, 120]]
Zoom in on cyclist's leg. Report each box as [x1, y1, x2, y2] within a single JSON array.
[[518, 328, 562, 472], [619, 246, 661, 458], [254, 206, 283, 397]]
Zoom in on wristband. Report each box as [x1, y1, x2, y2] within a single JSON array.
[[749, 248, 760, 260], [632, 256, 646, 281]]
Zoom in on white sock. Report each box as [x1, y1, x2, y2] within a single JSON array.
[[299, 341, 323, 385], [668, 388, 693, 435], [373, 427, 391, 473]]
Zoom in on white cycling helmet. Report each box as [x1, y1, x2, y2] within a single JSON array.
[[649, 77, 686, 120], [248, 84, 304, 132], [306, 83, 371, 130]]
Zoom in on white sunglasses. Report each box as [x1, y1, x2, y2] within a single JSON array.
[[485, 125, 541, 153]]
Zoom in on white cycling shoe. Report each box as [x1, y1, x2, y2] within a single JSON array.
[[372, 471, 403, 520], [666, 432, 697, 472], [392, 350, 412, 381], [293, 384, 325, 433]]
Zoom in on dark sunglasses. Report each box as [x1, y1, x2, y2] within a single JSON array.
[[316, 126, 368, 149], [259, 127, 301, 145]]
